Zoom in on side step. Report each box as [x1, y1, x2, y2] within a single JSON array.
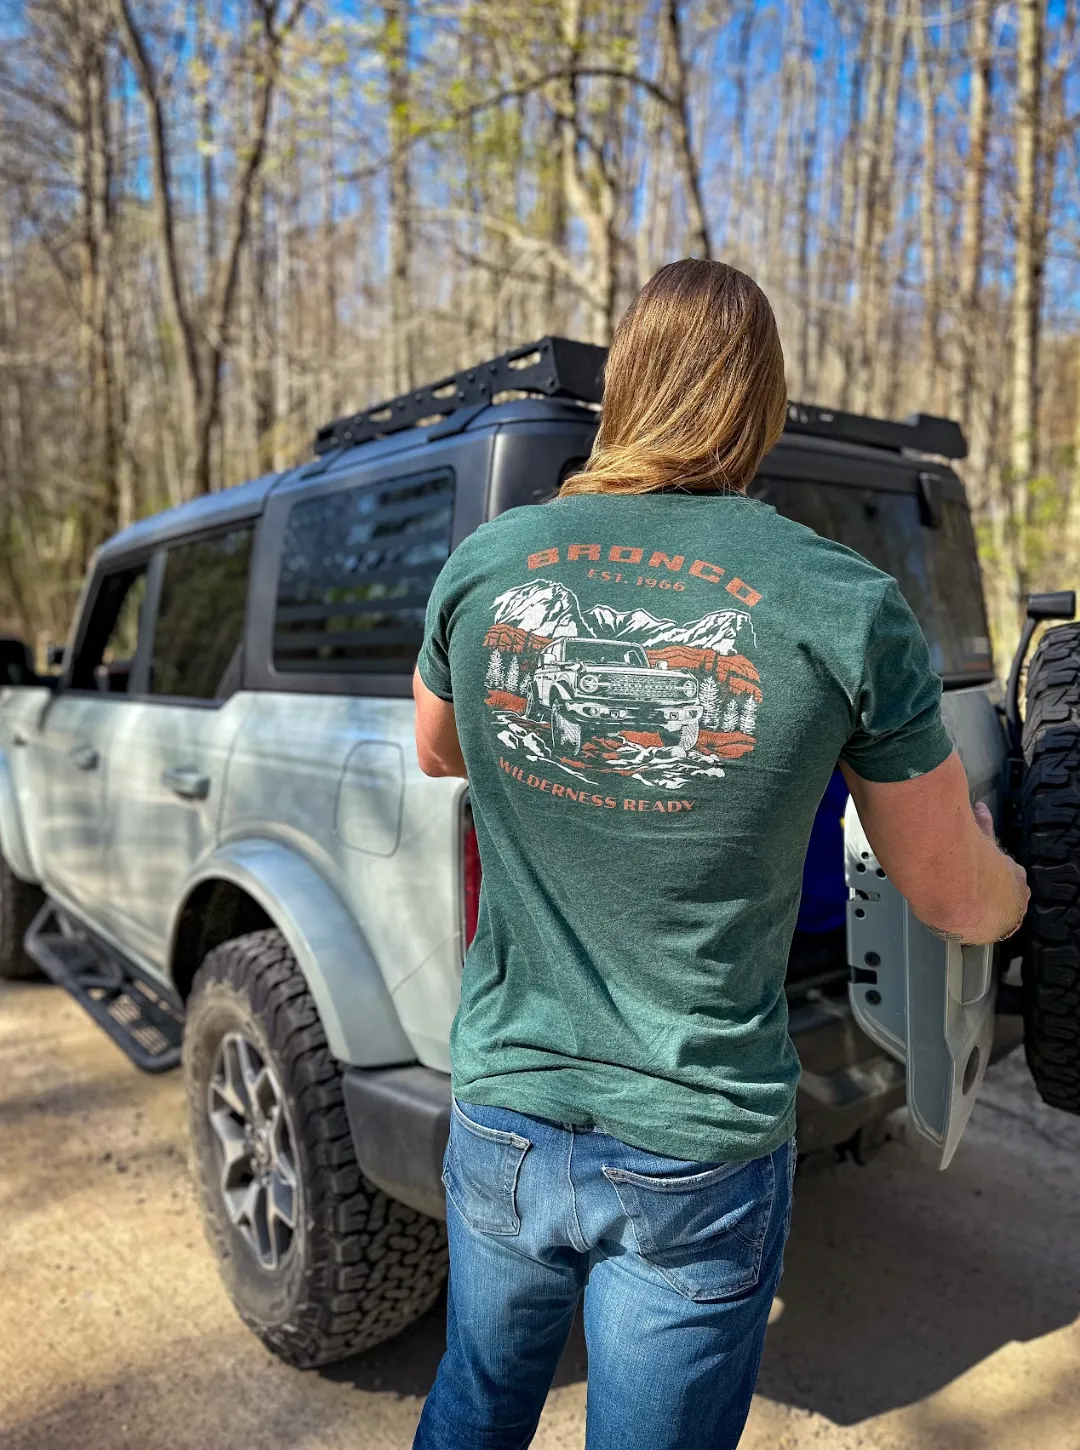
[[25, 902, 183, 1073]]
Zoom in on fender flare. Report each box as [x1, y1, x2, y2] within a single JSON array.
[[0, 749, 38, 883], [170, 838, 413, 1068]]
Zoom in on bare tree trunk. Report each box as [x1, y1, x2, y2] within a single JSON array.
[[913, 0, 940, 410], [115, 0, 304, 494], [1070, 337, 1080, 567], [662, 0, 710, 259], [556, 0, 618, 342], [954, 0, 992, 435], [838, 8, 876, 408], [113, 0, 202, 482], [1009, 0, 1044, 612], [384, 0, 414, 392], [856, 0, 907, 414], [792, 0, 817, 397], [0, 199, 38, 637], [319, 88, 338, 422]]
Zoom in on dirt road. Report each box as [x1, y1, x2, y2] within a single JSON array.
[[2, 977, 1079, 1450]]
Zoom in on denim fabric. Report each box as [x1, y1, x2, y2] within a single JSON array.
[[413, 1099, 796, 1450]]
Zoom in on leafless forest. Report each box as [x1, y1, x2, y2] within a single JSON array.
[[0, 0, 1078, 661]]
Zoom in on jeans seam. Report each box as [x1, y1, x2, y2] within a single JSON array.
[[566, 1130, 588, 1253], [452, 1098, 532, 1150], [601, 1161, 742, 1192]]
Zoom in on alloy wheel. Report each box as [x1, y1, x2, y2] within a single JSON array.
[[207, 1031, 297, 1271]]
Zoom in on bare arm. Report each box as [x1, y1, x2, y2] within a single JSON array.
[[840, 751, 1029, 945], [413, 667, 468, 778]]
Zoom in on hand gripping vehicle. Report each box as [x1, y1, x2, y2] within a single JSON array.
[[0, 338, 1076, 1367]]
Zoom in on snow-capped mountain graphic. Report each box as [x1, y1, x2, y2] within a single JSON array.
[[491, 579, 756, 656], [586, 604, 662, 637], [492, 580, 589, 639], [584, 603, 756, 654]]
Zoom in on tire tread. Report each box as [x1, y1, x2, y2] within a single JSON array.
[[1021, 622, 1080, 1114], [186, 929, 447, 1368]]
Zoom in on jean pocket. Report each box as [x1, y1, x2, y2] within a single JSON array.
[[442, 1100, 531, 1237], [603, 1153, 776, 1302]]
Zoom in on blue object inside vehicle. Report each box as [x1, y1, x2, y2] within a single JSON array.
[[797, 769, 849, 934]]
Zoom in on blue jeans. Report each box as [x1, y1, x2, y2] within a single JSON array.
[[414, 1100, 796, 1450]]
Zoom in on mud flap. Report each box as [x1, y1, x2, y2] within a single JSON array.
[[844, 801, 995, 1169]]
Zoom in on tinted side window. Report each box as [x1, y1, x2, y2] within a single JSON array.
[[71, 564, 151, 694], [753, 477, 993, 679], [150, 527, 254, 700], [274, 468, 454, 673]]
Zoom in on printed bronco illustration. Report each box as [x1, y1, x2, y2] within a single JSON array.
[[482, 580, 763, 791]]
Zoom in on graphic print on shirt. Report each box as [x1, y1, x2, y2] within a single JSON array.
[[481, 579, 763, 791]]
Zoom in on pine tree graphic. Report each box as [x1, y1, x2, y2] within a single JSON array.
[[721, 697, 741, 733], [698, 674, 721, 728], [739, 696, 759, 735], [505, 654, 520, 693], [485, 651, 504, 689]]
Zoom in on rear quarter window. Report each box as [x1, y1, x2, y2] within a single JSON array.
[[273, 467, 454, 674], [753, 477, 993, 681]]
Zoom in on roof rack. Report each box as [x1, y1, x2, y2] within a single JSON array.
[[313, 337, 606, 456], [784, 402, 967, 460], [313, 337, 968, 462]]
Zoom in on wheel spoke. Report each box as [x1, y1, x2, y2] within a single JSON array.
[[226, 1174, 260, 1232], [268, 1169, 295, 1232], [251, 1066, 277, 1126], [251, 1179, 276, 1270], [214, 1038, 250, 1121], [269, 1107, 296, 1185], [209, 1110, 249, 1194], [235, 1037, 263, 1126], [205, 1029, 297, 1274]]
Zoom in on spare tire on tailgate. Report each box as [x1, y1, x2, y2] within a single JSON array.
[[1021, 621, 1080, 1113]]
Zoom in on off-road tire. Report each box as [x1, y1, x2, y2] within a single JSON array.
[[0, 856, 45, 981], [523, 684, 542, 721], [676, 722, 700, 752], [184, 928, 448, 1367], [1021, 622, 1080, 1114], [552, 703, 582, 755]]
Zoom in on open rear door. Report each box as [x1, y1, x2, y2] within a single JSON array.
[[844, 802, 995, 1169]]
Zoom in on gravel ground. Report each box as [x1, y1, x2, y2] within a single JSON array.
[[2, 977, 1079, 1450]]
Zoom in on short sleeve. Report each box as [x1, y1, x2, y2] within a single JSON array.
[[840, 579, 954, 783], [416, 554, 456, 701]]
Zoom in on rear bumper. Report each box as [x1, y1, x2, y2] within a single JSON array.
[[791, 995, 907, 1153], [343, 1006, 1028, 1220]]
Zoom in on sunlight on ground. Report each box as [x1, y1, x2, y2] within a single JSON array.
[[3, 982, 1079, 1450]]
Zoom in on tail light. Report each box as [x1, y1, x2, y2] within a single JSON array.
[[461, 800, 481, 948]]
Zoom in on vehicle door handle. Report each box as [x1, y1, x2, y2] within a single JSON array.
[[70, 743, 100, 771], [12, 729, 27, 747], [161, 765, 211, 801]]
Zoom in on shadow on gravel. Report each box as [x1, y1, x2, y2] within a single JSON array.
[[756, 1052, 1080, 1424], [324, 1050, 1080, 1422], [321, 1285, 590, 1397], [0, 1332, 365, 1450], [0, 1069, 155, 1128]]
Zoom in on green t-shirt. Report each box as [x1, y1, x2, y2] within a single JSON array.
[[417, 492, 953, 1163]]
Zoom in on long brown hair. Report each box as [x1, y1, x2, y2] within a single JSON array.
[[561, 260, 787, 496]]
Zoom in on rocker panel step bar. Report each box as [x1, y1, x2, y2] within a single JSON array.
[[25, 902, 183, 1073]]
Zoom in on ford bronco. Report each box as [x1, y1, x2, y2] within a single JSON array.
[[0, 337, 1076, 1368], [527, 637, 703, 754]]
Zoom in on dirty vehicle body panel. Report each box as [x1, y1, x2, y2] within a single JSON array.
[[0, 338, 1058, 1361]]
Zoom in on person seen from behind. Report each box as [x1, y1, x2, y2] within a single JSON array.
[[411, 259, 1030, 1450]]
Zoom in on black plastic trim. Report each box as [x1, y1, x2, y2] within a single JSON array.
[[342, 1064, 452, 1221], [25, 901, 183, 1073]]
